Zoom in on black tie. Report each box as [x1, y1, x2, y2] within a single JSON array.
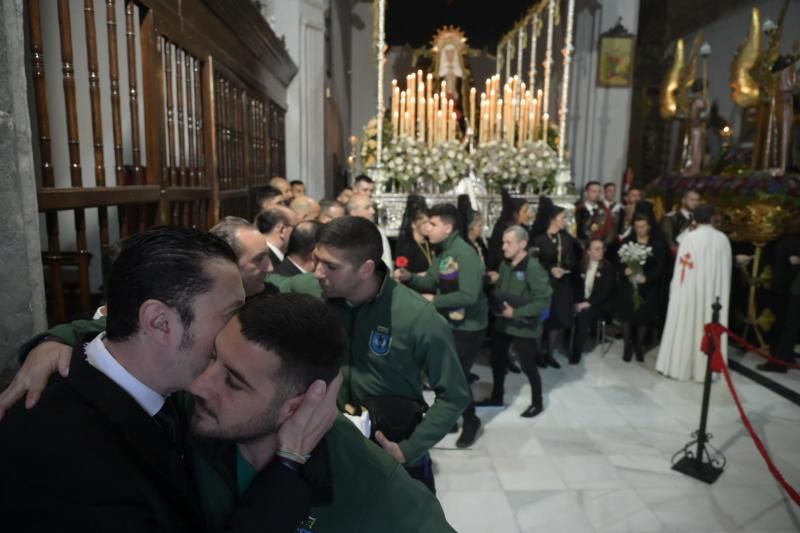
[[154, 399, 181, 452]]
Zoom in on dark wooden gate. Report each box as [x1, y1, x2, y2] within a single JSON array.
[[27, 0, 296, 324]]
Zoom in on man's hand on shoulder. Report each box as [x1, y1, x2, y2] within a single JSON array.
[[0, 340, 72, 420]]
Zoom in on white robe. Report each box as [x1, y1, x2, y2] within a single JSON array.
[[655, 225, 732, 382]]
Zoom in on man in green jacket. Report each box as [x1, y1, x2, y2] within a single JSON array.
[[477, 225, 552, 418], [190, 292, 455, 532], [273, 216, 470, 491], [395, 203, 488, 448]]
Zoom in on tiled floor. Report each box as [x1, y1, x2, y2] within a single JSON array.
[[429, 341, 800, 533]]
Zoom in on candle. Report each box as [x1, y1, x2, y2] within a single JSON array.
[[392, 85, 400, 137], [408, 97, 415, 139], [404, 111, 410, 138], [519, 98, 528, 148], [419, 96, 426, 141], [437, 110, 444, 143], [399, 91, 406, 137], [528, 111, 535, 141], [450, 112, 457, 141], [531, 98, 538, 140], [542, 112, 549, 142], [496, 98, 503, 141], [469, 88, 476, 134], [427, 97, 434, 146], [488, 90, 496, 141], [482, 112, 489, 145]]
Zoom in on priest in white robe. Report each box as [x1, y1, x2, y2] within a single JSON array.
[[656, 204, 732, 382]]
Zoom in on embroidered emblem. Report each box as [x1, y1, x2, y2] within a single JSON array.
[[369, 326, 392, 356], [679, 252, 694, 284], [515, 271, 525, 281], [296, 516, 317, 532]]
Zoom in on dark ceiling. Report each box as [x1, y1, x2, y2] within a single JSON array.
[[385, 0, 538, 51]]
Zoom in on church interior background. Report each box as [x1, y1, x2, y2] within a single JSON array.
[[1, 0, 799, 531]]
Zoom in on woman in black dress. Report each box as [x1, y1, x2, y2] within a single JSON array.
[[531, 197, 576, 368], [615, 211, 668, 362], [487, 189, 530, 271], [395, 194, 432, 274], [457, 194, 488, 266]]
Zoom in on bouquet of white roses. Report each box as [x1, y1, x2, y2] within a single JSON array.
[[618, 242, 653, 310], [473, 140, 515, 190]]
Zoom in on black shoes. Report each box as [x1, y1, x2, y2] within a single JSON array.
[[475, 396, 503, 407], [521, 405, 543, 418], [507, 359, 522, 374], [456, 415, 481, 448], [568, 354, 581, 365], [635, 347, 645, 362], [757, 362, 788, 374], [548, 355, 561, 369], [623, 344, 633, 362]]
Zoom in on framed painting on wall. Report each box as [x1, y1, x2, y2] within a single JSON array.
[[597, 18, 635, 88]]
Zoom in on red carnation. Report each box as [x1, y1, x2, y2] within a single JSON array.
[[395, 256, 409, 268]]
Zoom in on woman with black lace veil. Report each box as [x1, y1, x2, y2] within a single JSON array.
[[395, 194, 433, 274], [487, 189, 530, 272], [530, 196, 578, 368]]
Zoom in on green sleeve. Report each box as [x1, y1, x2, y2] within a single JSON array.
[[268, 272, 323, 298], [397, 310, 469, 465], [360, 465, 456, 532], [406, 266, 438, 293], [18, 317, 107, 362], [431, 250, 483, 310], [512, 261, 553, 320]]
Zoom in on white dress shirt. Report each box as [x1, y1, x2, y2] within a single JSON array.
[[585, 260, 599, 299], [85, 333, 165, 416], [287, 256, 307, 274], [267, 241, 285, 262]]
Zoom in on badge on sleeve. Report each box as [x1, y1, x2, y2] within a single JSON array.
[[369, 326, 392, 356], [515, 271, 525, 281]]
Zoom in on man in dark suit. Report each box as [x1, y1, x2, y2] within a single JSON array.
[[570, 239, 615, 364], [575, 181, 614, 247], [661, 189, 700, 255], [255, 205, 299, 268], [275, 221, 320, 277], [0, 227, 335, 532]]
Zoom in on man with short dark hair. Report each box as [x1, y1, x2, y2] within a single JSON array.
[[576, 180, 614, 246], [395, 203, 488, 448], [318, 199, 345, 223], [353, 174, 375, 198], [190, 292, 455, 531], [253, 185, 285, 214], [0, 227, 337, 532], [290, 180, 306, 198], [255, 205, 300, 267], [275, 220, 320, 276], [662, 189, 701, 254], [275, 216, 470, 492]]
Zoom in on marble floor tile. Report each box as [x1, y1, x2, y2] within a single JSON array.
[[431, 339, 799, 533], [507, 490, 598, 533], [437, 491, 520, 533]]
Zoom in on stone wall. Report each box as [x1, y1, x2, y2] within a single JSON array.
[[0, 0, 47, 368]]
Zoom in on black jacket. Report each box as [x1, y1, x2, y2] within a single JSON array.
[[573, 259, 615, 312], [274, 257, 305, 277], [0, 336, 311, 533]]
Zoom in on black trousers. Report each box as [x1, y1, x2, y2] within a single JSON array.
[[405, 454, 436, 494], [572, 307, 602, 360], [489, 333, 542, 407], [452, 329, 485, 418], [775, 293, 800, 363]]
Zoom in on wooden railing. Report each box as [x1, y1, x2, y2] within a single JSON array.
[[28, 0, 296, 324]]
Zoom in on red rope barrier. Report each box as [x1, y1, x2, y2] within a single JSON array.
[[700, 323, 800, 506], [703, 323, 800, 370]]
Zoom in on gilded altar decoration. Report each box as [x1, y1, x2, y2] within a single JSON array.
[[730, 7, 761, 108], [660, 39, 684, 119], [675, 34, 703, 118]]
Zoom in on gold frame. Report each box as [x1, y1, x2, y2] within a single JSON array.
[[597, 19, 635, 88]]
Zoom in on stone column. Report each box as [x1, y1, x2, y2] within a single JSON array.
[[0, 0, 48, 371]]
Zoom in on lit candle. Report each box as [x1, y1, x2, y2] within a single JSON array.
[[469, 88, 476, 133], [399, 91, 406, 137], [404, 111, 410, 138], [426, 73, 433, 110], [450, 112, 457, 141], [488, 90, 496, 140], [519, 98, 528, 148], [419, 96, 426, 141], [437, 110, 444, 143], [427, 97, 434, 146], [496, 98, 503, 141], [542, 112, 549, 142], [482, 112, 489, 145], [531, 98, 538, 140], [417, 82, 425, 136], [408, 97, 415, 139]]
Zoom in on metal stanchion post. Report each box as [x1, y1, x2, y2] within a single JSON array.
[[671, 297, 727, 483]]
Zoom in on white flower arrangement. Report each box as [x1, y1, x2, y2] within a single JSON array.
[[618, 242, 653, 310], [380, 136, 430, 192], [473, 140, 516, 190], [514, 141, 559, 193], [430, 140, 468, 191]]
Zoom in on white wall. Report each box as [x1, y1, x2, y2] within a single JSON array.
[[569, 0, 640, 192], [269, 0, 328, 199], [676, 0, 800, 146]]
